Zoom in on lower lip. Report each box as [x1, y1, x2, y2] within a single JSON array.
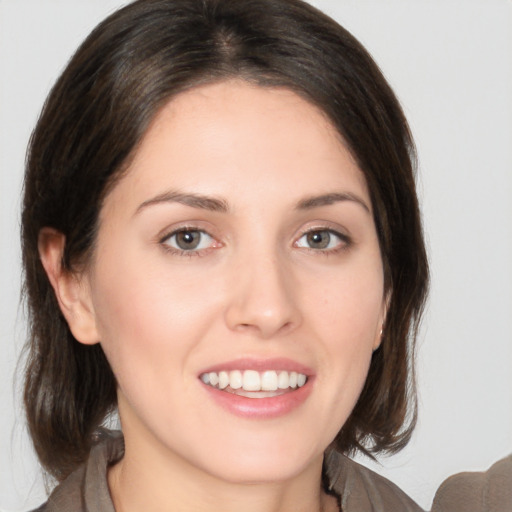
[[201, 380, 313, 419]]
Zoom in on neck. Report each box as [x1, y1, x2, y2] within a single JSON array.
[[108, 433, 338, 512]]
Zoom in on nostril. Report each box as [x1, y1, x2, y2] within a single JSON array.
[[236, 323, 257, 332]]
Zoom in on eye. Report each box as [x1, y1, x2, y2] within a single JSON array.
[[161, 229, 215, 252], [295, 229, 347, 251]]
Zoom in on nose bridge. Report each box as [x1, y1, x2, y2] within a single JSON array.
[[224, 242, 301, 338]]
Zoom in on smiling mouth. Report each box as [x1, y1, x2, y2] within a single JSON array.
[[199, 369, 308, 398]]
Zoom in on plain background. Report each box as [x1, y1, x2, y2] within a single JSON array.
[[1, 1, 511, 510]]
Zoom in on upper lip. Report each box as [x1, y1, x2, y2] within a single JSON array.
[[198, 357, 314, 376]]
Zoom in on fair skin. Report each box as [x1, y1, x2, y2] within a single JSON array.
[[40, 81, 386, 512]]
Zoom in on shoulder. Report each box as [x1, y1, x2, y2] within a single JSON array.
[[325, 450, 424, 512], [28, 463, 88, 512], [29, 430, 123, 512], [431, 454, 512, 512]]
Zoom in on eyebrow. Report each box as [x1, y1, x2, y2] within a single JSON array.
[[296, 192, 370, 213], [135, 190, 370, 215], [135, 190, 229, 215]]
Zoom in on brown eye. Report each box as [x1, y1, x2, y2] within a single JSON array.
[[175, 230, 201, 250], [306, 231, 331, 249], [296, 229, 348, 251], [162, 229, 214, 252]]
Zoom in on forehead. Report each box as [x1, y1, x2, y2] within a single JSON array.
[[102, 80, 370, 215]]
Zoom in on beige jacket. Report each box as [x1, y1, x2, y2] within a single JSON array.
[[35, 430, 423, 512]]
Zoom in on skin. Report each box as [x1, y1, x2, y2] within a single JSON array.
[[40, 80, 386, 512]]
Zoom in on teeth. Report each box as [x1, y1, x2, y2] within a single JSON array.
[[229, 370, 242, 390], [243, 370, 260, 391], [208, 372, 219, 387], [200, 369, 308, 392], [261, 370, 278, 391], [278, 371, 289, 389], [219, 371, 229, 389]]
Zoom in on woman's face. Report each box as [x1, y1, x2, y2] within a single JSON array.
[[80, 81, 385, 483]]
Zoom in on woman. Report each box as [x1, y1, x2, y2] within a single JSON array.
[[21, 0, 428, 510]]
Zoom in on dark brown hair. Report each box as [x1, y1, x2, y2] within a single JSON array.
[[22, 0, 428, 482]]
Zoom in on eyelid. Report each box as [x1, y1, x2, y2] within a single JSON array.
[[293, 224, 352, 252], [158, 224, 222, 256], [159, 226, 208, 243], [295, 220, 351, 239], [156, 220, 218, 242]]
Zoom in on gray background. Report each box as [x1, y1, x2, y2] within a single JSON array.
[[1, 1, 511, 510]]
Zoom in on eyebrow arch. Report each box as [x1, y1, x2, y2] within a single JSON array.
[[135, 190, 229, 215], [296, 192, 370, 213]]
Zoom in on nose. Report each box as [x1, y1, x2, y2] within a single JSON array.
[[224, 252, 302, 339]]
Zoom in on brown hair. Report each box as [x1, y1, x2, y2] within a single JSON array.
[[22, 0, 428, 482]]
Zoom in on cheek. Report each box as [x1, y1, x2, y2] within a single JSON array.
[[87, 237, 231, 388], [88, 246, 220, 385], [303, 258, 384, 410], [307, 260, 384, 345]]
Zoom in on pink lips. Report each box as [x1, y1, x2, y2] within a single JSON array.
[[199, 357, 314, 375], [199, 358, 314, 419]]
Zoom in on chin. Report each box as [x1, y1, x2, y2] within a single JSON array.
[[204, 457, 313, 485], [190, 434, 326, 485]]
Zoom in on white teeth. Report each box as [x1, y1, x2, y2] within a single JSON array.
[[208, 372, 219, 387], [277, 371, 289, 389], [261, 370, 278, 391], [243, 370, 260, 391], [218, 371, 229, 389], [229, 370, 242, 390], [200, 369, 308, 392]]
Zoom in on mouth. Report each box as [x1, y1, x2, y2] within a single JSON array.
[[198, 360, 313, 418], [199, 369, 308, 398]]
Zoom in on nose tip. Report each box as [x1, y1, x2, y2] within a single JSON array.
[[234, 312, 294, 339], [224, 259, 301, 339]]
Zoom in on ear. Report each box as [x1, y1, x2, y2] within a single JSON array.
[[373, 291, 391, 352], [38, 227, 99, 345]]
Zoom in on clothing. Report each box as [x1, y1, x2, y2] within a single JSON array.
[[34, 430, 423, 512], [431, 454, 512, 512]]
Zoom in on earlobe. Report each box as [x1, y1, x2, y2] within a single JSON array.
[[373, 328, 383, 352], [38, 227, 99, 345], [373, 291, 391, 352]]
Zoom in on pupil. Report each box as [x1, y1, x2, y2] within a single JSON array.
[[177, 231, 200, 250], [307, 231, 330, 249]]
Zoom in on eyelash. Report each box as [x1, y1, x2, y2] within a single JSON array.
[[294, 227, 351, 255], [159, 227, 218, 258], [158, 226, 351, 257]]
